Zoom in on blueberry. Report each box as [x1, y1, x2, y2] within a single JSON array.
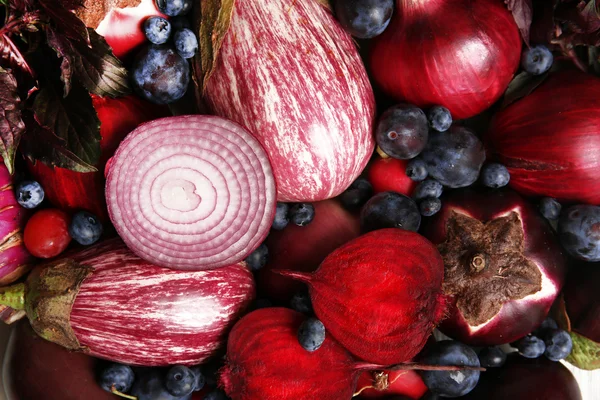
[[478, 347, 507, 368], [272, 202, 289, 230], [15, 180, 44, 209], [289, 203, 315, 226], [360, 191, 421, 233], [298, 317, 326, 352], [244, 243, 268, 271], [540, 197, 561, 220], [413, 179, 443, 201], [513, 335, 546, 358], [558, 204, 600, 261], [204, 389, 230, 400], [428, 106, 452, 132], [165, 365, 195, 397], [420, 126, 486, 188], [131, 370, 191, 400], [131, 44, 190, 104], [543, 329, 573, 361], [290, 288, 313, 314], [171, 16, 192, 31], [174, 28, 198, 59], [189, 366, 205, 391], [333, 0, 394, 39], [521, 45, 553, 75], [143, 16, 171, 44], [419, 197, 442, 217], [339, 177, 373, 209], [405, 158, 428, 182], [480, 163, 510, 188], [417, 340, 480, 398], [99, 363, 135, 393], [155, 0, 192, 17], [375, 104, 429, 159], [533, 317, 559, 337], [69, 211, 103, 245]]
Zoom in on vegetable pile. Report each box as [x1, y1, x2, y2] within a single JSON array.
[[1, 0, 600, 399]]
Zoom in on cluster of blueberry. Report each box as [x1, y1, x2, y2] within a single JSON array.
[[131, 0, 198, 104]]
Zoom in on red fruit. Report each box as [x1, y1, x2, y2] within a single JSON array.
[[279, 229, 447, 365], [369, 0, 521, 119], [486, 70, 600, 204], [368, 157, 417, 196], [27, 95, 169, 221], [355, 370, 427, 399], [24, 209, 71, 259], [421, 189, 568, 346], [201, 0, 376, 202], [256, 199, 360, 302]]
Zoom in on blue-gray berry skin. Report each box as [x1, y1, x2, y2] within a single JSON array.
[[244, 243, 268, 271], [533, 317, 558, 337], [418, 341, 480, 398], [189, 366, 206, 391], [333, 0, 394, 39], [539, 198, 561, 220], [174, 28, 198, 59], [375, 104, 429, 160], [156, 0, 192, 17], [514, 335, 546, 359], [420, 127, 486, 188], [558, 205, 600, 261], [360, 191, 421, 233], [290, 203, 315, 226], [131, 370, 192, 400], [406, 158, 428, 182], [521, 45, 553, 75], [131, 44, 190, 105], [171, 16, 192, 31], [69, 211, 103, 245], [428, 106, 452, 132], [298, 318, 326, 352], [543, 329, 573, 361], [478, 347, 507, 368], [419, 197, 442, 217], [143, 16, 171, 44], [272, 202, 289, 230], [290, 289, 313, 314], [15, 180, 44, 209], [413, 179, 443, 201], [99, 363, 135, 394], [481, 163, 510, 188], [339, 177, 373, 209], [165, 365, 195, 397]]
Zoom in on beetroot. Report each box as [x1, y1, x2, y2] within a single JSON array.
[[279, 229, 447, 365]]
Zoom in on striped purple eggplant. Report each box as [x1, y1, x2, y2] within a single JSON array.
[[196, 0, 376, 202], [0, 238, 255, 366]]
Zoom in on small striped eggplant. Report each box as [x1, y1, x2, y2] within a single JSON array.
[[0, 238, 255, 366]]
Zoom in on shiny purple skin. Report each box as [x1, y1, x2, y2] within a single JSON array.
[[422, 189, 568, 346], [63, 239, 255, 366]]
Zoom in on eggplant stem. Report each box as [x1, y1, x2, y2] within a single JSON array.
[[111, 386, 137, 400], [0, 283, 26, 310]]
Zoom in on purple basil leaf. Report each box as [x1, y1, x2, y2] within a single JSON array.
[[39, 0, 90, 45], [0, 67, 25, 174], [505, 0, 534, 45], [502, 70, 550, 108]]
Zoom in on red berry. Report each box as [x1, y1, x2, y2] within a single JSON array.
[[368, 157, 417, 196], [24, 209, 71, 258]]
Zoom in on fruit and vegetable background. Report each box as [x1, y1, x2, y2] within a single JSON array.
[[1, 0, 600, 398]]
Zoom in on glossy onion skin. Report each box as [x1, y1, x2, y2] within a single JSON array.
[[369, 0, 521, 119], [422, 190, 568, 346], [487, 70, 600, 204], [203, 0, 376, 202], [68, 239, 255, 366]]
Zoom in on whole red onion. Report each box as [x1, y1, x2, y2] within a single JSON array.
[[486, 70, 600, 204], [105, 115, 276, 270], [421, 189, 568, 346], [369, 0, 521, 119]]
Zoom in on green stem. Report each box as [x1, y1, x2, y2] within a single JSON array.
[[0, 283, 26, 310]]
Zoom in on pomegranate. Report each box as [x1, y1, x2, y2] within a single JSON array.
[[279, 228, 448, 365], [367, 156, 417, 196], [369, 0, 521, 119], [486, 69, 600, 204], [421, 189, 568, 346]]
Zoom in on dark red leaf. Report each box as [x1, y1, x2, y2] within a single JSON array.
[[502, 71, 550, 107], [0, 67, 25, 174], [46, 29, 73, 97], [505, 0, 534, 45], [39, 0, 90, 45]]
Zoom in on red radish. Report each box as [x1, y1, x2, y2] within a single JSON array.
[[369, 0, 521, 119], [0, 238, 255, 366], [354, 370, 427, 399], [421, 189, 568, 346], [27, 95, 169, 221], [199, 0, 376, 202], [257, 199, 360, 302], [368, 156, 417, 196], [279, 229, 448, 365], [105, 115, 276, 270], [486, 70, 600, 204]]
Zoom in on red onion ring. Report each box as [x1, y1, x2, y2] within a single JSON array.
[[106, 115, 276, 270]]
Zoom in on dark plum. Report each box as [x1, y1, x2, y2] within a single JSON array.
[[174, 28, 198, 59], [419, 197, 442, 217], [417, 340, 480, 398], [297, 317, 326, 352], [289, 203, 315, 226], [481, 163, 510, 188], [540, 197, 562, 220], [543, 329, 573, 361], [339, 177, 373, 209], [165, 365, 195, 397], [143, 16, 171, 45], [333, 0, 394, 39], [478, 347, 507, 368], [513, 335, 546, 359], [131, 44, 190, 105], [156, 0, 192, 17], [272, 202, 290, 230], [375, 104, 429, 160], [413, 179, 443, 201], [99, 363, 135, 394], [420, 126, 486, 188], [558, 204, 600, 261], [406, 158, 428, 181], [428, 106, 452, 132], [521, 45, 553, 75], [131, 370, 192, 400], [360, 191, 421, 233], [244, 243, 269, 271]]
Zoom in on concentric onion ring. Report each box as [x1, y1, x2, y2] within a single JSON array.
[[106, 115, 276, 270]]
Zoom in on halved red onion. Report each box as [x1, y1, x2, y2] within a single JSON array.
[[106, 115, 276, 270]]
